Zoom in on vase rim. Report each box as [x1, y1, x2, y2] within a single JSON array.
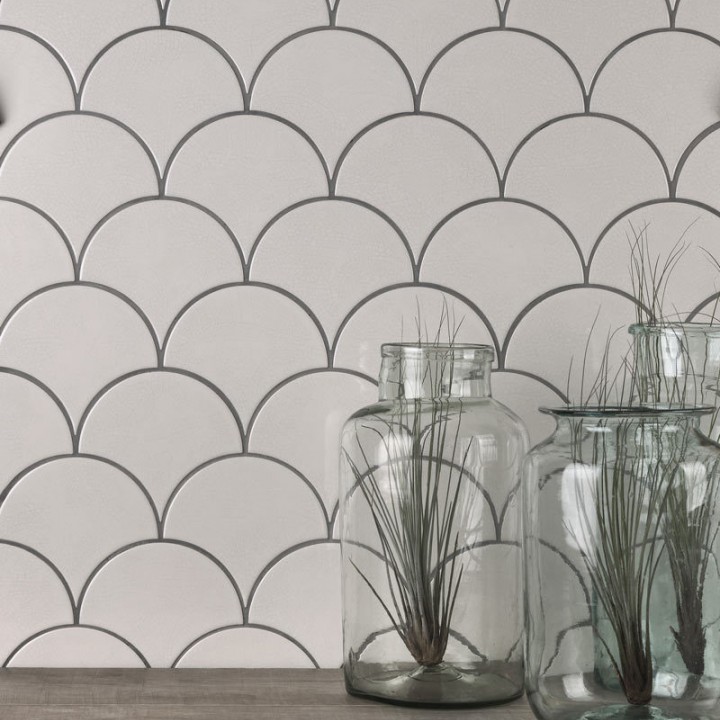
[[540, 404, 715, 418], [381, 342, 494, 357], [629, 321, 720, 335]]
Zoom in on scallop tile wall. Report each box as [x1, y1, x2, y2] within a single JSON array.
[[0, 0, 718, 668]]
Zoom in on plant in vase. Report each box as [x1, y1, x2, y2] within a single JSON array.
[[340, 308, 528, 706]]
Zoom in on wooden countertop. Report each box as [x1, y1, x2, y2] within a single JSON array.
[[0, 669, 534, 719]]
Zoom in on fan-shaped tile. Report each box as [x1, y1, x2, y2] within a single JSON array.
[[0, 201, 74, 323], [80, 543, 242, 667], [0, 30, 74, 158], [333, 287, 495, 380], [420, 202, 583, 345], [0, 286, 156, 427], [175, 627, 314, 668], [337, 0, 498, 86], [591, 32, 720, 172], [590, 201, 720, 317], [0, 544, 72, 664], [504, 288, 638, 403], [0, 115, 158, 256], [81, 200, 243, 340], [422, 32, 583, 172], [676, 127, 720, 207], [82, 30, 243, 169], [167, 0, 328, 84], [335, 115, 498, 258], [676, 2, 720, 41], [79, 371, 242, 515], [506, 0, 669, 87], [249, 372, 377, 512], [164, 286, 327, 426], [0, 0, 159, 85], [0, 457, 157, 599], [505, 117, 668, 261], [165, 456, 326, 597], [252, 30, 413, 170], [0, 373, 72, 493], [250, 543, 340, 668], [250, 200, 412, 339], [8, 627, 146, 668], [492, 372, 562, 447], [165, 115, 327, 258]]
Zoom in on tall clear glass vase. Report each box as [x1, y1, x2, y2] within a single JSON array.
[[339, 343, 529, 706], [524, 406, 720, 720]]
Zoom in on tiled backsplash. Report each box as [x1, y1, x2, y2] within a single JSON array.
[[0, 0, 718, 668]]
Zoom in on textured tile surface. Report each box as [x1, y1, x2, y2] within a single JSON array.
[[0, 0, 717, 668]]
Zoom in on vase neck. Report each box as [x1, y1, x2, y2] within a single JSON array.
[[378, 344, 493, 401]]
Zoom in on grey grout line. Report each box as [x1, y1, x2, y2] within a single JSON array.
[[0, 24, 78, 98], [75, 539, 247, 628], [160, 452, 332, 537], [416, 27, 587, 111], [3, 624, 151, 669], [170, 623, 320, 669], [75, 367, 246, 455]]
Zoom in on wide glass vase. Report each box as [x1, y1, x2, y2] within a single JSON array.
[[524, 406, 720, 720], [630, 322, 720, 440], [339, 343, 529, 706]]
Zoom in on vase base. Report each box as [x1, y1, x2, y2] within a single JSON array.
[[581, 706, 684, 720], [346, 659, 523, 707]]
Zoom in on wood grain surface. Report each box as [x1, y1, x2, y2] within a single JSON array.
[[0, 669, 534, 719]]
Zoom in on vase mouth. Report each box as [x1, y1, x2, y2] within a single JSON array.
[[629, 321, 720, 336], [540, 404, 716, 418], [381, 343, 494, 361]]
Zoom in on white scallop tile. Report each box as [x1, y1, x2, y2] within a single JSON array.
[[506, 0, 669, 87], [591, 32, 720, 172], [676, 1, 720, 39], [504, 288, 639, 402], [164, 456, 326, 597], [80, 199, 243, 341], [0, 0, 160, 85], [175, 627, 314, 668], [8, 627, 146, 668], [166, 0, 329, 84], [79, 371, 243, 515], [0, 373, 72, 493], [335, 115, 498, 258], [333, 286, 495, 380], [249, 543, 341, 668], [675, 127, 720, 207], [0, 115, 158, 256], [505, 116, 669, 261], [590, 201, 720, 317], [250, 200, 413, 339], [80, 543, 242, 668], [336, 0, 498, 86], [0, 286, 157, 427], [0, 30, 74, 158], [0, 544, 73, 664], [422, 31, 584, 172], [419, 201, 583, 346], [164, 286, 327, 426], [249, 372, 377, 512], [81, 30, 244, 169], [0, 200, 74, 323], [0, 457, 157, 599], [165, 115, 328, 258], [252, 30, 413, 169], [492, 371, 562, 447]]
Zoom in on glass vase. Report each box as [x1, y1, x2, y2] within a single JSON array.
[[630, 322, 720, 441], [339, 343, 529, 706], [524, 406, 720, 720]]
